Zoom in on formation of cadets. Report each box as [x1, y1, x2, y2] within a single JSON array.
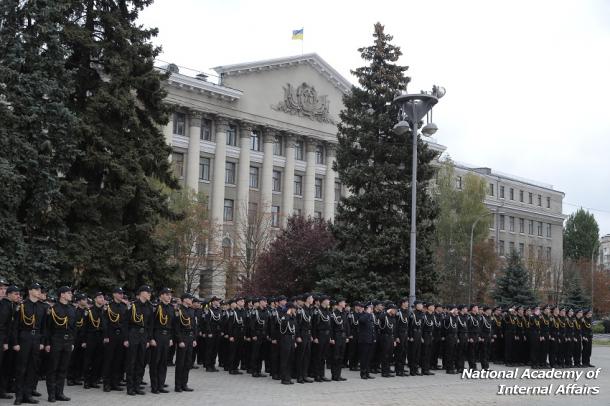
[[0, 279, 596, 404]]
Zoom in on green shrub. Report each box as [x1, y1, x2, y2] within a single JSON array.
[[592, 323, 605, 334]]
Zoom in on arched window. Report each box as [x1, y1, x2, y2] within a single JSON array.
[[222, 237, 232, 259]]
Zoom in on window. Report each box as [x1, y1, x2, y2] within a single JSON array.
[[272, 170, 281, 192], [509, 241, 515, 253], [547, 196, 551, 209], [519, 218, 525, 233], [519, 190, 524, 202], [500, 186, 505, 199], [273, 135, 282, 156], [172, 152, 184, 178], [222, 237, 232, 258], [271, 205, 280, 227], [489, 183, 495, 196], [528, 192, 533, 204], [334, 182, 341, 202], [199, 157, 210, 181], [226, 125, 237, 146], [456, 176, 462, 190], [200, 118, 212, 141], [510, 188, 514, 200], [490, 215, 495, 229], [225, 162, 236, 184], [537, 246, 543, 260], [249, 166, 259, 188], [294, 175, 303, 196], [315, 145, 324, 164], [499, 214, 505, 230], [519, 243, 525, 257], [546, 223, 552, 238], [250, 130, 260, 151], [293, 208, 302, 217], [173, 112, 186, 135], [537, 221, 543, 236], [248, 202, 258, 224], [315, 178, 323, 199], [529, 244, 535, 258], [294, 140, 304, 160], [499, 240, 505, 256], [223, 199, 234, 222], [546, 247, 552, 262], [537, 194, 542, 206], [509, 216, 515, 232], [314, 211, 322, 220], [528, 220, 534, 235]]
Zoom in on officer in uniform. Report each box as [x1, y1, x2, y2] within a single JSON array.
[[329, 298, 349, 381], [539, 305, 551, 367], [174, 293, 197, 392], [503, 305, 517, 366], [442, 304, 459, 374], [295, 293, 313, 383], [0, 281, 15, 400], [347, 302, 361, 372], [466, 305, 480, 371], [204, 295, 222, 372], [572, 309, 583, 367], [394, 299, 409, 376], [12, 283, 47, 405], [431, 304, 443, 370], [45, 286, 77, 402], [528, 305, 542, 368], [149, 288, 174, 394], [408, 300, 424, 376], [66, 294, 87, 387], [455, 304, 469, 373], [480, 306, 493, 371], [581, 309, 593, 367], [491, 306, 503, 363], [421, 303, 436, 375], [249, 297, 269, 378], [227, 297, 246, 375], [312, 296, 331, 382], [82, 292, 105, 389], [357, 303, 375, 379], [377, 303, 396, 378], [125, 285, 153, 396], [279, 303, 297, 385], [102, 288, 127, 392]]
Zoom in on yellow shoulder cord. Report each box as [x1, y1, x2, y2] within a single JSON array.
[[21, 304, 36, 327], [158, 305, 168, 326], [132, 303, 143, 325], [89, 308, 101, 329], [179, 308, 191, 327], [51, 307, 68, 329], [107, 305, 120, 323]]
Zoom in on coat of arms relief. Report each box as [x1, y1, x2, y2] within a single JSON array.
[[271, 82, 335, 124]]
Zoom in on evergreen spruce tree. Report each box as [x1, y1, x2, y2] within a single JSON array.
[[0, 0, 77, 286], [493, 252, 537, 306], [58, 0, 177, 290], [318, 23, 439, 300], [561, 269, 590, 309]]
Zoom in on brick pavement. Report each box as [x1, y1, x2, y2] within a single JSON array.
[[32, 346, 610, 406]]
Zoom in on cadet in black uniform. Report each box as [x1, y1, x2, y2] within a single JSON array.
[[227, 297, 246, 375], [528, 305, 542, 368], [503, 305, 516, 366], [12, 283, 47, 405], [125, 286, 153, 396], [174, 293, 197, 392], [312, 296, 331, 382], [82, 292, 106, 389], [0, 281, 15, 400], [442, 304, 459, 374], [295, 294, 313, 383], [149, 288, 174, 394], [465, 305, 480, 371], [347, 302, 362, 372], [455, 304, 469, 373], [357, 303, 375, 379], [408, 300, 424, 376], [67, 295, 87, 387], [421, 303, 436, 375], [431, 304, 443, 370], [539, 305, 551, 367], [45, 286, 77, 402], [249, 297, 269, 378], [480, 306, 492, 371], [378, 303, 397, 378], [330, 299, 349, 381], [491, 306, 503, 363], [581, 309, 593, 367], [572, 309, 583, 367], [279, 303, 297, 385], [204, 295, 222, 372], [394, 299, 409, 376], [102, 288, 127, 392]]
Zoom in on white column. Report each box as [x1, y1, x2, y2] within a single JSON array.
[[186, 115, 201, 192], [260, 131, 275, 214], [324, 144, 337, 222], [236, 123, 252, 229], [304, 139, 317, 218], [281, 135, 295, 227], [163, 115, 173, 150], [210, 118, 229, 296]]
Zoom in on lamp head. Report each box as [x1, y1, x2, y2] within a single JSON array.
[[421, 122, 438, 136], [392, 120, 410, 136]]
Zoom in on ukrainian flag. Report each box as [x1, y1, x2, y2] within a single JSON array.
[[292, 28, 303, 40]]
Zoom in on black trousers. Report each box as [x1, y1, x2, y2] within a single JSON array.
[[358, 342, 372, 377], [270, 341, 280, 378], [175, 337, 194, 389], [456, 333, 468, 371], [394, 333, 408, 373], [444, 335, 457, 371], [431, 335, 442, 368], [205, 333, 219, 369], [347, 336, 359, 369], [582, 336, 592, 365], [279, 335, 295, 382], [466, 337, 477, 370], [82, 331, 104, 385], [529, 334, 540, 366], [504, 333, 514, 364], [421, 333, 434, 372], [380, 334, 394, 375], [549, 337, 559, 367], [0, 334, 8, 394], [125, 329, 147, 392], [149, 331, 170, 391], [480, 337, 491, 370], [295, 336, 311, 380], [46, 336, 73, 398], [409, 333, 422, 373], [331, 335, 346, 379], [561, 337, 572, 366], [539, 335, 549, 366], [228, 336, 244, 371], [102, 332, 124, 388], [196, 334, 205, 365], [250, 334, 265, 374], [572, 337, 582, 365], [15, 331, 42, 401], [314, 332, 330, 379]]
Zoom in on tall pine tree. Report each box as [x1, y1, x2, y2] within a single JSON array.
[[58, 0, 177, 290], [561, 268, 590, 309], [318, 23, 439, 301], [494, 252, 537, 306], [0, 0, 77, 286]]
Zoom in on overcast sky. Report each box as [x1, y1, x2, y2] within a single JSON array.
[[140, 0, 610, 236]]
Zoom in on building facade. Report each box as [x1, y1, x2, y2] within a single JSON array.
[[599, 234, 610, 271]]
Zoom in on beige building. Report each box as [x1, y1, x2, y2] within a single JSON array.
[[161, 53, 566, 298], [599, 234, 610, 271]]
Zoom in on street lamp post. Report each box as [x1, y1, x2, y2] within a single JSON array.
[[393, 86, 445, 306]]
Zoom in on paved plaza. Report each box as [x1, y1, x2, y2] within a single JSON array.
[[33, 346, 609, 406]]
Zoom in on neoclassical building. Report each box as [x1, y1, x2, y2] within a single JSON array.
[[161, 54, 351, 295]]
